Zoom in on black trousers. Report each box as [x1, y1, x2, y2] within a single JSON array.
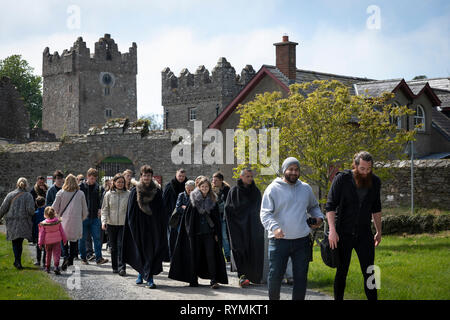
[[334, 230, 377, 300], [63, 241, 79, 265], [107, 225, 125, 272], [36, 243, 46, 264], [12, 238, 24, 264]]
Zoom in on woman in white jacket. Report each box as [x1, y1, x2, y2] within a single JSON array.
[[101, 173, 130, 276]]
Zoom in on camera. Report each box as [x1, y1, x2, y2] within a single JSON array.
[[306, 217, 317, 227]]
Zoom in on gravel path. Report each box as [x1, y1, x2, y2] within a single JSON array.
[[29, 246, 332, 300], [1, 225, 332, 300]]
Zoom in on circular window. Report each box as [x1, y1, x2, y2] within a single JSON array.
[[102, 73, 112, 86]]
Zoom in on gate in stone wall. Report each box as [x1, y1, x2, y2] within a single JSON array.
[[96, 156, 135, 181]]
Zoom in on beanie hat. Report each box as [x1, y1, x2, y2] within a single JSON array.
[[281, 157, 300, 174]]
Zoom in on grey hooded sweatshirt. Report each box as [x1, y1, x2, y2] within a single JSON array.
[[260, 178, 323, 239]]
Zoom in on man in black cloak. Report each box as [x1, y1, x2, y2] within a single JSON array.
[[162, 168, 188, 260], [225, 168, 264, 287], [122, 165, 168, 289], [169, 177, 228, 288]]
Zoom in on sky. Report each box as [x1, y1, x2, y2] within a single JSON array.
[[1, 0, 449, 117]]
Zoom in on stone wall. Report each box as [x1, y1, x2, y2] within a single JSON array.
[[0, 121, 217, 203], [380, 159, 450, 210]]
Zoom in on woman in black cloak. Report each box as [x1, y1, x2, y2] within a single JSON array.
[[122, 165, 168, 289], [169, 177, 228, 289]]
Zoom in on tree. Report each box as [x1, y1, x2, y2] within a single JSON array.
[[140, 113, 163, 130], [233, 80, 417, 204], [0, 55, 42, 128], [412, 75, 427, 80]]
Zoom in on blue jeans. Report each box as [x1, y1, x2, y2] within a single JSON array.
[[221, 219, 230, 258], [268, 237, 310, 300], [79, 218, 103, 261]]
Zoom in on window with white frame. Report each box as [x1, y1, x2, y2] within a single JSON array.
[[189, 107, 197, 121], [414, 105, 425, 132]]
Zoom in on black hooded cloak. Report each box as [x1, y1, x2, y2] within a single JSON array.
[[168, 189, 228, 285], [122, 181, 168, 281], [163, 177, 187, 259], [224, 179, 264, 283]]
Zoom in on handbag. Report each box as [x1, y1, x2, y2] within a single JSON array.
[[169, 207, 181, 228], [316, 221, 340, 268]]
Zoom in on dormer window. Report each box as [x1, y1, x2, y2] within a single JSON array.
[[414, 105, 425, 132]]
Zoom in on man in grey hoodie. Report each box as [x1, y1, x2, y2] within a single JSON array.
[[260, 157, 324, 300]]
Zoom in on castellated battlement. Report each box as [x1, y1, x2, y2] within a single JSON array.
[[43, 34, 137, 77], [161, 57, 255, 106]]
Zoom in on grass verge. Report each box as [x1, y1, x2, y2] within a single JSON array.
[[0, 232, 71, 300], [308, 230, 450, 300]]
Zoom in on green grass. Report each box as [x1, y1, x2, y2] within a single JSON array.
[[308, 231, 450, 300], [383, 206, 450, 217], [0, 232, 71, 300]]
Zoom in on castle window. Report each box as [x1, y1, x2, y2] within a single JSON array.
[[69, 84, 72, 93], [165, 110, 169, 129], [104, 87, 110, 95], [414, 105, 425, 132], [105, 109, 112, 118], [189, 108, 197, 121]]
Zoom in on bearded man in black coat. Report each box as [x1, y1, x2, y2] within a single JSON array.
[[162, 168, 188, 260], [225, 168, 264, 287], [122, 165, 168, 289]]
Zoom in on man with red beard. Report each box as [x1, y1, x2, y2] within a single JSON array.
[[326, 151, 382, 300]]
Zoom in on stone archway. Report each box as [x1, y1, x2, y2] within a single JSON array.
[[95, 155, 135, 181]]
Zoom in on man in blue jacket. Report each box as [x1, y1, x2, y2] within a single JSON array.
[[260, 157, 323, 300]]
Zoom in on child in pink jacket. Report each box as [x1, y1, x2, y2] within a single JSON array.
[[38, 207, 67, 274]]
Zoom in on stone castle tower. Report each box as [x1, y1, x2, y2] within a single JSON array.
[[42, 34, 137, 138], [161, 58, 255, 131]]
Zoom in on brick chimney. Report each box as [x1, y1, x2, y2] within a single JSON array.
[[273, 35, 298, 82]]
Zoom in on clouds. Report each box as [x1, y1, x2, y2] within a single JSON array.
[[298, 15, 450, 81], [0, 1, 448, 117], [137, 27, 286, 115]]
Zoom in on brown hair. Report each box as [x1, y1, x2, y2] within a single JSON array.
[[123, 169, 133, 176], [195, 175, 206, 187], [352, 151, 374, 168], [62, 174, 79, 192], [86, 168, 98, 178], [140, 165, 153, 176], [196, 177, 217, 203], [53, 170, 64, 180], [111, 173, 126, 191], [35, 196, 46, 208], [212, 172, 224, 180], [44, 206, 56, 219]]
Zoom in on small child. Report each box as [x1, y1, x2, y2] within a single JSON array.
[[38, 207, 67, 275], [33, 196, 46, 267]]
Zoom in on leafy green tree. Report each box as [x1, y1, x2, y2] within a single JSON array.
[[233, 80, 417, 204], [0, 55, 42, 128]]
